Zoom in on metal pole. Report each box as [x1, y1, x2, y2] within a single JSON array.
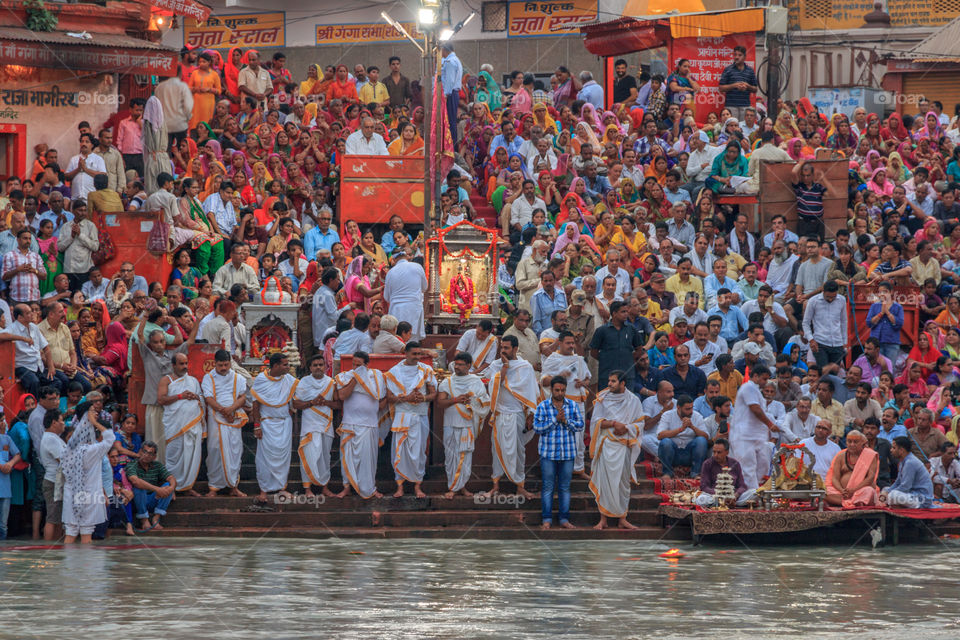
[[422, 35, 434, 238]]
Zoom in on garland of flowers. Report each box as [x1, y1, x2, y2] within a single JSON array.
[[448, 272, 474, 319], [777, 443, 808, 481], [436, 219, 497, 260]]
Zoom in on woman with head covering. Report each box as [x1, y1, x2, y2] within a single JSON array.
[[223, 47, 244, 112], [61, 399, 116, 544], [475, 70, 503, 111], [532, 102, 558, 135], [773, 110, 801, 141], [881, 113, 909, 146], [861, 149, 884, 179], [572, 121, 601, 155], [707, 142, 749, 193], [867, 167, 894, 198], [580, 103, 603, 131], [143, 95, 173, 193], [906, 330, 941, 379], [300, 64, 324, 98], [886, 151, 912, 184], [916, 111, 944, 141], [388, 122, 424, 156]]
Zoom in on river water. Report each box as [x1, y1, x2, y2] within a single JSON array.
[[1, 538, 958, 638]]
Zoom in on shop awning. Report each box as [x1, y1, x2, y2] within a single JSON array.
[[576, 7, 766, 56], [903, 15, 960, 62], [0, 27, 178, 76]]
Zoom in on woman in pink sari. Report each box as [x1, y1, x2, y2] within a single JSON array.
[[824, 430, 879, 507]]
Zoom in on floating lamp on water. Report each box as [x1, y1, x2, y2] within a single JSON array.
[[659, 548, 685, 559]]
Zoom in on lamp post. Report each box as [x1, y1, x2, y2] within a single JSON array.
[[419, 1, 439, 239]]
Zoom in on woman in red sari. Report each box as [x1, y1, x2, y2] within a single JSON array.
[[223, 46, 243, 113], [906, 331, 940, 379]]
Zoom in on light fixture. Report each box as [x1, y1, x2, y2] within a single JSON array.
[[157, 16, 164, 26], [381, 11, 425, 53], [418, 7, 437, 25], [438, 11, 476, 42]]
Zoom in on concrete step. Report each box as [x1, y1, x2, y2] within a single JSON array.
[[150, 525, 685, 540], [189, 477, 659, 494], [170, 493, 663, 512]]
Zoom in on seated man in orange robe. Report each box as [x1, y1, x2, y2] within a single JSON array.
[[825, 429, 880, 508]]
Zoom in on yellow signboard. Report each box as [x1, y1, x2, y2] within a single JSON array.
[[790, 0, 960, 30], [183, 12, 285, 50], [507, 1, 598, 37], [315, 22, 425, 46]]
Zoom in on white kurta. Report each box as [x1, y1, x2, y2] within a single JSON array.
[[251, 372, 298, 492], [336, 366, 386, 498], [385, 362, 437, 483], [62, 429, 116, 533], [202, 369, 248, 490], [295, 374, 336, 487], [383, 258, 428, 341], [730, 379, 772, 489], [455, 329, 499, 374], [541, 352, 591, 471], [487, 358, 541, 484], [441, 374, 490, 491], [163, 373, 205, 491], [589, 390, 645, 518]]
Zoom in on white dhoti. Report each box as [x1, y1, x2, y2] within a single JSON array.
[[491, 412, 532, 484], [391, 414, 429, 483], [695, 488, 757, 507], [162, 374, 205, 491], [440, 374, 490, 493], [339, 424, 379, 498], [885, 489, 923, 508], [730, 438, 769, 490], [589, 389, 645, 517], [202, 370, 248, 490], [444, 426, 474, 492], [251, 372, 298, 493], [295, 375, 336, 488]]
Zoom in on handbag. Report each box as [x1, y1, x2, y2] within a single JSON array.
[[91, 215, 116, 265], [146, 212, 170, 253]]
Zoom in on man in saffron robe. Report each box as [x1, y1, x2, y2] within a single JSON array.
[[825, 429, 880, 507], [293, 353, 339, 498]]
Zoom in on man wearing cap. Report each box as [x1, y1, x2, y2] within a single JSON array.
[[802, 280, 848, 375], [645, 272, 676, 314], [684, 130, 721, 198]]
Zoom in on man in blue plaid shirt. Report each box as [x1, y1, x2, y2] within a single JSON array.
[[533, 376, 585, 529]]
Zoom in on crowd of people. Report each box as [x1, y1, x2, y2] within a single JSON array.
[[4, 40, 960, 541]]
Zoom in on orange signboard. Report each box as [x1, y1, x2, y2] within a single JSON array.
[[184, 12, 285, 49], [508, 0, 598, 37], [316, 22, 425, 46]]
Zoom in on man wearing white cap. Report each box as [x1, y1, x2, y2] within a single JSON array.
[[684, 131, 721, 198]]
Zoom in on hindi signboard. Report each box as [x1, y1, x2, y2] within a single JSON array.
[[151, 0, 211, 23], [0, 42, 177, 76], [670, 33, 756, 120], [316, 22, 425, 46], [183, 12, 284, 49], [507, 0, 597, 37]]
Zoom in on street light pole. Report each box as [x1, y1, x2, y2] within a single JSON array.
[[421, 30, 435, 239]]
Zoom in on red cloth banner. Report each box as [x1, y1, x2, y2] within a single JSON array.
[[151, 0, 211, 23], [669, 33, 756, 121]]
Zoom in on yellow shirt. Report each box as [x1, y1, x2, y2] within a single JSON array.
[[38, 318, 74, 369], [811, 398, 845, 438], [638, 299, 667, 331], [665, 274, 704, 309], [358, 81, 389, 105], [610, 229, 647, 256], [707, 369, 743, 403], [714, 251, 747, 278]]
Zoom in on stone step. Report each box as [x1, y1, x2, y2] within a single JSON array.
[[189, 477, 659, 494], [150, 525, 684, 540], [171, 493, 663, 512]]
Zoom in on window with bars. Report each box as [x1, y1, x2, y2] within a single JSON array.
[[482, 1, 508, 32], [802, 0, 833, 19]]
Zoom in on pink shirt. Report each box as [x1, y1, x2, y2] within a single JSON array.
[[114, 116, 143, 155]]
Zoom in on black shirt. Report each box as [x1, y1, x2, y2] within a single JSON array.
[[718, 63, 757, 107], [590, 322, 644, 382], [659, 365, 707, 398], [613, 74, 638, 104]]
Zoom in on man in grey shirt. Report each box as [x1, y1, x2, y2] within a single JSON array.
[[802, 280, 847, 375], [311, 268, 340, 349]]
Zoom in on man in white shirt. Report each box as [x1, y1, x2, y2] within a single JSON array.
[[345, 117, 388, 156], [0, 304, 59, 397], [39, 408, 67, 540], [64, 134, 106, 202], [594, 249, 631, 299], [684, 131, 720, 197], [333, 313, 374, 359], [153, 70, 194, 145], [782, 396, 819, 442], [383, 253, 428, 341], [730, 366, 779, 488], [454, 319, 499, 375], [237, 49, 272, 105], [685, 321, 725, 376], [656, 394, 710, 479], [506, 179, 547, 234], [212, 243, 259, 298]]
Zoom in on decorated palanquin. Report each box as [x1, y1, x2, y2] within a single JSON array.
[[426, 220, 499, 331], [241, 303, 300, 370]]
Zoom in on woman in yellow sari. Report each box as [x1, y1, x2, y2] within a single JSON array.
[[532, 102, 558, 135], [356, 230, 388, 266], [300, 64, 324, 98], [302, 102, 319, 127], [388, 122, 424, 156], [774, 110, 801, 142], [201, 161, 227, 200]]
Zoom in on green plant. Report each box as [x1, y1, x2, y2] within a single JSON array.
[[23, 0, 58, 32]]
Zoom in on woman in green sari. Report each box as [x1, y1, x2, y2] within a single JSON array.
[[476, 71, 503, 112], [177, 176, 225, 278], [706, 141, 749, 194]]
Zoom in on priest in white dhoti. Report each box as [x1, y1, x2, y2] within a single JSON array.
[[251, 352, 299, 502], [293, 353, 339, 498], [485, 334, 541, 499], [454, 319, 499, 375], [61, 402, 116, 544], [589, 371, 644, 530], [336, 350, 387, 499], [158, 351, 205, 496], [540, 330, 591, 476], [202, 349, 249, 497], [385, 341, 437, 498], [437, 352, 490, 498], [730, 366, 780, 489], [383, 252, 428, 341]]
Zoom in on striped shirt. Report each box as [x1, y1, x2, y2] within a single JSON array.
[[533, 398, 585, 460], [793, 181, 827, 218], [718, 63, 757, 107]]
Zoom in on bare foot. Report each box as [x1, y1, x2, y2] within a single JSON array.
[[443, 491, 455, 499], [321, 486, 336, 498], [518, 487, 537, 500], [304, 488, 316, 498], [372, 491, 384, 498], [257, 491, 268, 503], [460, 488, 474, 497], [205, 489, 220, 497], [229, 487, 247, 497], [125, 524, 135, 536], [414, 485, 426, 499], [541, 521, 551, 530], [560, 521, 576, 529], [593, 521, 607, 530], [335, 487, 351, 498], [574, 471, 591, 480], [618, 519, 638, 530], [393, 486, 405, 498], [660, 474, 673, 483]]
